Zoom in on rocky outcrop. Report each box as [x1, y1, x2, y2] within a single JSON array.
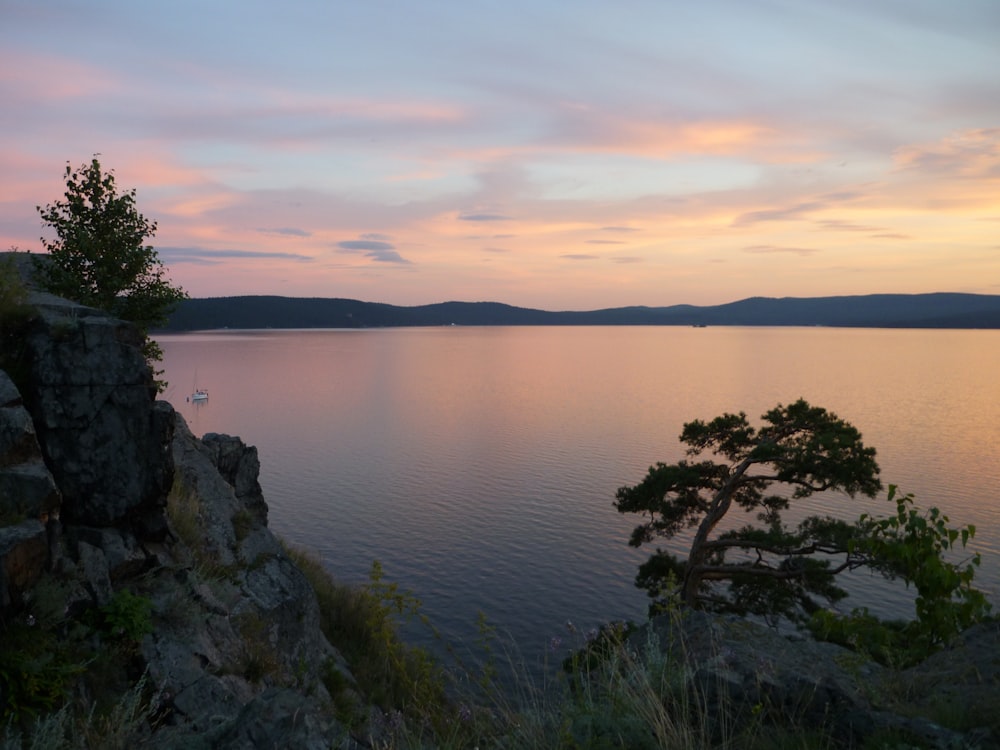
[[199, 432, 268, 522], [0, 369, 60, 608], [0, 274, 363, 747], [136, 415, 358, 748], [13, 291, 174, 534], [630, 611, 998, 748], [902, 620, 1000, 743]]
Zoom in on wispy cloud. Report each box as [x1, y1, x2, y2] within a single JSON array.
[[458, 212, 512, 222], [336, 238, 411, 264], [256, 227, 311, 237], [732, 201, 825, 227], [815, 219, 883, 233], [561, 253, 599, 261], [744, 245, 819, 256], [159, 246, 315, 264], [586, 239, 625, 245], [894, 128, 1000, 178]]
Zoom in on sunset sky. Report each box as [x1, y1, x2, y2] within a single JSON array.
[[2, 1, 998, 309]]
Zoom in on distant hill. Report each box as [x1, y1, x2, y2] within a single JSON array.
[[158, 293, 1000, 331]]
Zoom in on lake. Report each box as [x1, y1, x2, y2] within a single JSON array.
[[157, 326, 1000, 663]]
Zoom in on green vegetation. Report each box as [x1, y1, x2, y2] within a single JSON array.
[[0, 674, 155, 750], [33, 158, 186, 387], [286, 549, 850, 750], [0, 573, 156, 745], [161, 293, 1000, 331], [615, 399, 882, 622], [94, 590, 154, 646], [811, 485, 991, 665], [615, 399, 991, 667], [860, 486, 989, 647], [0, 253, 28, 315], [282, 547, 447, 731]]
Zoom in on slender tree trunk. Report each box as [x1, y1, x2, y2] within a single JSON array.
[[682, 457, 753, 606]]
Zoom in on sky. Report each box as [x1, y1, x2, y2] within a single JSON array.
[[2, 1, 999, 310]]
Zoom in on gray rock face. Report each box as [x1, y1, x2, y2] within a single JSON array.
[[211, 687, 348, 750], [18, 295, 173, 530], [0, 369, 61, 607], [631, 611, 998, 748], [902, 620, 1000, 743], [0, 370, 61, 522], [632, 612, 882, 744], [0, 520, 47, 609], [0, 278, 359, 747], [201, 432, 268, 523], [138, 413, 358, 748]]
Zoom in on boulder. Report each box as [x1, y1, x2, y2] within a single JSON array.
[[630, 610, 996, 748], [0, 520, 47, 609], [902, 619, 1000, 742], [0, 370, 61, 522], [17, 295, 173, 530], [210, 687, 357, 750], [0, 369, 61, 610], [201, 432, 268, 522], [633, 611, 884, 744]]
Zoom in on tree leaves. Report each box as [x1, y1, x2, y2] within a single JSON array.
[[617, 405, 990, 657], [34, 158, 187, 389], [616, 400, 882, 618], [856, 485, 990, 651]]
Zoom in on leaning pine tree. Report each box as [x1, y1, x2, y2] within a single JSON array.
[[615, 399, 883, 624]]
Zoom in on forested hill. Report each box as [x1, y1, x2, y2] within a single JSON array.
[[159, 293, 1000, 331]]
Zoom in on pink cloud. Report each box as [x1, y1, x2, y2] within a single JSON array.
[[893, 129, 1000, 178], [0, 51, 121, 100]]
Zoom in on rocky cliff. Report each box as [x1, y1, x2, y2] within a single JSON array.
[[0, 273, 365, 747]]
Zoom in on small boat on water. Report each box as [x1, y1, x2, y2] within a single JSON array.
[[189, 389, 209, 402]]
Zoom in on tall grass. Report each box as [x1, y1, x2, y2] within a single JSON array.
[[285, 542, 838, 750], [1, 674, 156, 750]]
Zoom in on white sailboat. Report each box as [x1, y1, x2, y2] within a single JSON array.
[[188, 371, 209, 402]]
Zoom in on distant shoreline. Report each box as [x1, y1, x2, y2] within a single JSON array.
[[159, 292, 1000, 331]]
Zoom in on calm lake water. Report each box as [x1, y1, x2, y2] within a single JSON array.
[[157, 326, 1000, 661]]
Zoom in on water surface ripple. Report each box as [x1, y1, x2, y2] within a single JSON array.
[[159, 326, 1000, 661]]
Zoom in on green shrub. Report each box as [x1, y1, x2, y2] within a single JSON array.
[[812, 486, 992, 666], [232, 612, 282, 685], [0, 620, 86, 727], [97, 590, 153, 645], [283, 546, 447, 721], [0, 253, 28, 313]]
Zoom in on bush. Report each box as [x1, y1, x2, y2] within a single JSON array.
[[96, 590, 153, 645]]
